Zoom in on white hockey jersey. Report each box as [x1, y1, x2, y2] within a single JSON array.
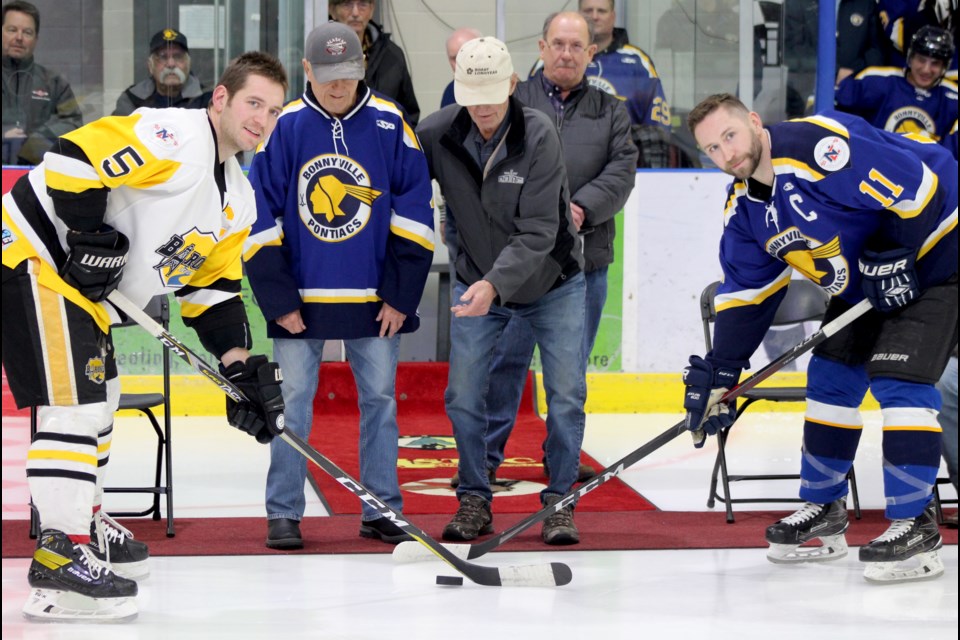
[[2, 108, 254, 332]]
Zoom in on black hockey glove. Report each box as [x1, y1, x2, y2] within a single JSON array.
[[859, 247, 920, 313], [60, 225, 130, 302], [683, 355, 740, 448], [220, 355, 285, 444]]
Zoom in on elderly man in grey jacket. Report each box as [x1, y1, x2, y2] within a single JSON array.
[[417, 36, 588, 546], [465, 11, 637, 489]]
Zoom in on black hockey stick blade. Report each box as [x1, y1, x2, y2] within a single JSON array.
[[394, 297, 873, 562], [107, 291, 572, 587]]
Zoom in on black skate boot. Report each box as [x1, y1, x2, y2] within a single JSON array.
[[89, 511, 150, 580], [860, 505, 944, 584], [23, 529, 138, 622], [442, 494, 493, 541], [765, 498, 849, 563]]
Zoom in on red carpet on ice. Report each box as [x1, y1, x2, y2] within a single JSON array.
[[305, 362, 654, 515]]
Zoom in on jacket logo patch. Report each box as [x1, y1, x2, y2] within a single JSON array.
[[498, 169, 524, 184], [813, 136, 850, 172], [298, 154, 382, 243], [85, 357, 106, 384], [376, 120, 395, 130], [765, 227, 849, 295], [152, 227, 216, 287]]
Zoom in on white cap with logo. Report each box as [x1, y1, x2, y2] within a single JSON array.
[[454, 37, 514, 106], [305, 21, 365, 84]]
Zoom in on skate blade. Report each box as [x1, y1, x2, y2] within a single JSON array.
[[767, 534, 848, 564], [22, 588, 138, 623], [863, 550, 945, 584]]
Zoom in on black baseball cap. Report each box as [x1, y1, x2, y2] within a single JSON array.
[[150, 28, 189, 54]]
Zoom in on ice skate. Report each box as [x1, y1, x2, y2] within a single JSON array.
[[89, 511, 150, 580], [860, 506, 944, 584], [23, 529, 138, 623], [765, 498, 849, 563]]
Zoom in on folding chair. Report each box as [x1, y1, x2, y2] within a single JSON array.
[[30, 294, 175, 538], [699, 280, 861, 523], [933, 477, 958, 524]]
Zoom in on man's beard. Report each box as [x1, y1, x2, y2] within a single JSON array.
[[727, 130, 763, 179]]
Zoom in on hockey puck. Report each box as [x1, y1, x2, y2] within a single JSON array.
[[436, 575, 464, 586]]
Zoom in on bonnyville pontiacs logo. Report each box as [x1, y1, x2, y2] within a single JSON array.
[[298, 154, 382, 242], [766, 227, 849, 295]]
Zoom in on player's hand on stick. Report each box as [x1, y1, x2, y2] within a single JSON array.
[[682, 355, 739, 448], [60, 225, 129, 302], [858, 247, 920, 312], [220, 355, 285, 444]]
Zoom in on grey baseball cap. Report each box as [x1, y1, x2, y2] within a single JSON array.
[[305, 22, 365, 84]]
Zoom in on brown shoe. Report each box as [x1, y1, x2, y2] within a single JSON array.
[[442, 494, 493, 541], [541, 495, 579, 545]]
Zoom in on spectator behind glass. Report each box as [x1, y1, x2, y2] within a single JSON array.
[[836, 0, 891, 85], [835, 25, 958, 159], [577, 0, 684, 167], [330, 0, 420, 124], [2, 0, 81, 165], [112, 28, 212, 116]]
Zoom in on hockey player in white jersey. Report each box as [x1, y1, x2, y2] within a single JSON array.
[[683, 93, 957, 584], [1, 52, 288, 621]]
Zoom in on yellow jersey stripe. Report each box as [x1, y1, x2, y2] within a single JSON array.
[[28, 449, 99, 466], [714, 268, 792, 312], [37, 285, 76, 406], [918, 207, 958, 260]]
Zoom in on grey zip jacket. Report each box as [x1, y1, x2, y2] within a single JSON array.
[[417, 96, 583, 305]]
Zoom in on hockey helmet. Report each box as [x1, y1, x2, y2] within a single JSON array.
[[907, 25, 955, 64]]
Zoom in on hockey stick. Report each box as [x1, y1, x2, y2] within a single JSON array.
[[106, 291, 572, 588], [394, 297, 874, 563]]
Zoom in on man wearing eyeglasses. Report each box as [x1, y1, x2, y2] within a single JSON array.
[[112, 28, 212, 116], [329, 0, 420, 125]]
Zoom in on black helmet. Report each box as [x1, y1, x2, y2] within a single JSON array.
[[907, 25, 955, 64]]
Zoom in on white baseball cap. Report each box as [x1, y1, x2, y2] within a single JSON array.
[[454, 37, 514, 106]]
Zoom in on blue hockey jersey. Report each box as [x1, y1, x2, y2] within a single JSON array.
[[243, 84, 435, 340], [710, 111, 958, 369], [835, 66, 959, 158]]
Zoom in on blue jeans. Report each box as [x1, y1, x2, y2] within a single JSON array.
[[938, 356, 959, 491], [483, 267, 608, 471], [447, 273, 587, 503], [266, 336, 402, 522]]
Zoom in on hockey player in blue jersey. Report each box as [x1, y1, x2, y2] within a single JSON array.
[[836, 24, 958, 159], [684, 93, 958, 583], [577, 0, 671, 134], [244, 22, 434, 550]]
